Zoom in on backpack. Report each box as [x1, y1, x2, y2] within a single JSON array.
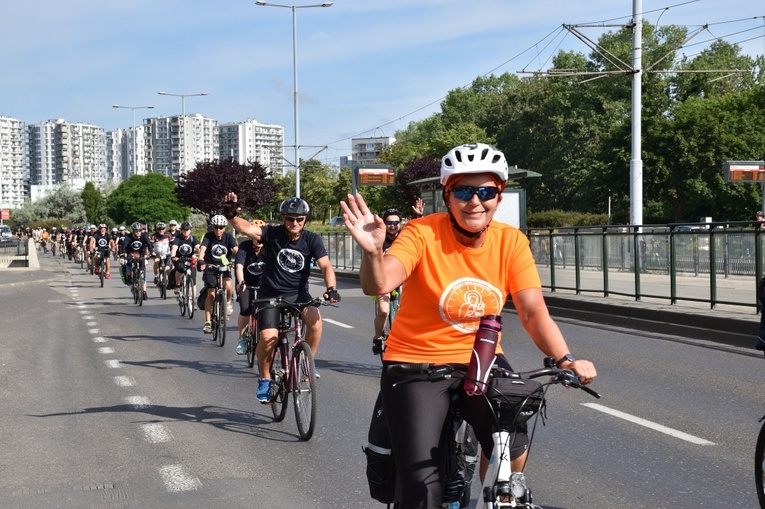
[[362, 392, 399, 504]]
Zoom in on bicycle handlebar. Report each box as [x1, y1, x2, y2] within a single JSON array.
[[388, 358, 600, 398], [250, 295, 335, 312]]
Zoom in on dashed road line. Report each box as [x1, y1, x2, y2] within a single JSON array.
[[106, 359, 121, 368], [98, 347, 115, 354], [142, 423, 172, 444], [323, 318, 354, 329], [125, 396, 151, 409], [159, 465, 202, 492], [582, 402, 716, 445], [113, 376, 134, 387]]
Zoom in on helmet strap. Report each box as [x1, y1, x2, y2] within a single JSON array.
[[447, 210, 487, 239]]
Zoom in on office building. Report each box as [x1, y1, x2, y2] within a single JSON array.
[[351, 136, 395, 165]]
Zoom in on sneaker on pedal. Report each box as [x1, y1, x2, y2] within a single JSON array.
[[227, 303, 234, 316], [236, 336, 248, 355], [142, 291, 149, 300], [257, 379, 272, 403], [202, 321, 212, 334]]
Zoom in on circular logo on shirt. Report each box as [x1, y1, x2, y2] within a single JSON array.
[[130, 240, 143, 251], [210, 244, 228, 261], [277, 248, 305, 273], [97, 238, 108, 249], [247, 260, 265, 277], [439, 277, 504, 334], [178, 243, 193, 256]]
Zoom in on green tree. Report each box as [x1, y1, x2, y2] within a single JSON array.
[[81, 182, 102, 224], [106, 173, 189, 225]]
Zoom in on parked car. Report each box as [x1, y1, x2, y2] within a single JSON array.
[[0, 225, 12, 240], [329, 216, 345, 227]]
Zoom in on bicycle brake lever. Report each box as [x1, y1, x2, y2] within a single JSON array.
[[426, 366, 454, 381]]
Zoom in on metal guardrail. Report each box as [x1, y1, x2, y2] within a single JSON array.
[[0, 239, 29, 268], [320, 221, 763, 311]]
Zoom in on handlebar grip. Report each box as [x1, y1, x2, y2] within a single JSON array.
[[580, 385, 601, 399]]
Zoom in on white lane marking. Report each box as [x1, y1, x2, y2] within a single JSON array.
[[98, 347, 115, 354], [126, 396, 151, 409], [82, 315, 94, 320], [159, 465, 202, 492], [87, 321, 98, 327], [323, 318, 354, 329], [582, 403, 716, 445], [106, 360, 121, 368], [113, 376, 134, 387], [142, 423, 171, 443], [88, 329, 100, 334], [93, 336, 107, 343], [79, 310, 88, 314]]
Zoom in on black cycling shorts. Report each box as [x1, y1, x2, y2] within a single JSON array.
[[237, 286, 259, 316], [202, 268, 231, 289], [256, 292, 315, 329]]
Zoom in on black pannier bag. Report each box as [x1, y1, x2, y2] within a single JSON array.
[[362, 392, 399, 503]]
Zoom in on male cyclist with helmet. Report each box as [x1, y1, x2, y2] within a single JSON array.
[[150, 222, 173, 288], [221, 194, 340, 403], [89, 223, 114, 278], [197, 215, 238, 335], [170, 221, 200, 294], [341, 143, 596, 508], [372, 208, 403, 354], [167, 220, 181, 240], [234, 219, 267, 355], [123, 221, 153, 299]]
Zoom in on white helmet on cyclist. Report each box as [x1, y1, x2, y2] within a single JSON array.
[[119, 225, 127, 231], [440, 143, 508, 186], [210, 215, 227, 227]]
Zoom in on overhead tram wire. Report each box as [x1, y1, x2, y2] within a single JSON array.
[[318, 2, 763, 157]]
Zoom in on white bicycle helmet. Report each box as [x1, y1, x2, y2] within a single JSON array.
[[210, 215, 228, 227], [168, 220, 178, 227], [440, 143, 508, 186]]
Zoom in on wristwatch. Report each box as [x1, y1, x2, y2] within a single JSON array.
[[555, 354, 576, 367]]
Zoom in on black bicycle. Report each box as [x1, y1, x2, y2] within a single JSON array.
[[156, 255, 169, 300], [129, 257, 146, 306], [372, 287, 401, 362], [94, 250, 107, 288], [176, 257, 195, 319], [205, 263, 230, 347]]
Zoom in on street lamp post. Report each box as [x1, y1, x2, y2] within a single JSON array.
[[255, 1, 333, 198], [158, 91, 209, 175], [113, 105, 154, 177]]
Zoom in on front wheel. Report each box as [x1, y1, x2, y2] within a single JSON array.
[[178, 277, 187, 316], [270, 346, 288, 422], [293, 341, 317, 441], [99, 258, 105, 287], [756, 418, 765, 508], [186, 277, 195, 320], [214, 292, 226, 347], [246, 317, 257, 369]]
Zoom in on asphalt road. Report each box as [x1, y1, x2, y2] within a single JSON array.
[[1, 252, 763, 508]]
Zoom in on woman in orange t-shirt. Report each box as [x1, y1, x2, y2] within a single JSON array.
[[341, 143, 597, 508]]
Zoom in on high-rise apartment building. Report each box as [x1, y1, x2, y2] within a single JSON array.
[[144, 115, 218, 179], [0, 116, 27, 209], [351, 136, 396, 165], [217, 119, 284, 175], [106, 125, 150, 180], [28, 119, 105, 188]]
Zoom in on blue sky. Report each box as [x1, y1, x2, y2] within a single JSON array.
[[1, 0, 763, 167]]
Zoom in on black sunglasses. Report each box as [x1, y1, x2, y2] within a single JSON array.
[[285, 216, 306, 223], [450, 186, 500, 202], [385, 220, 400, 226]]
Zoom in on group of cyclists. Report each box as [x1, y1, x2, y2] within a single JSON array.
[[31, 142, 598, 508]]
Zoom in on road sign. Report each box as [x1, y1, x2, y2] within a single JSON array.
[[1, 209, 9, 221], [358, 165, 395, 186], [724, 161, 765, 182]]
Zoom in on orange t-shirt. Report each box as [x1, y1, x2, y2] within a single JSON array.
[[384, 213, 540, 364]]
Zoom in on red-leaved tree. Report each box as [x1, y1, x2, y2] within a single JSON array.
[[176, 158, 279, 219]]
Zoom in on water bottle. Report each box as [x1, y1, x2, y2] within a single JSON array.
[[463, 314, 502, 396]]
